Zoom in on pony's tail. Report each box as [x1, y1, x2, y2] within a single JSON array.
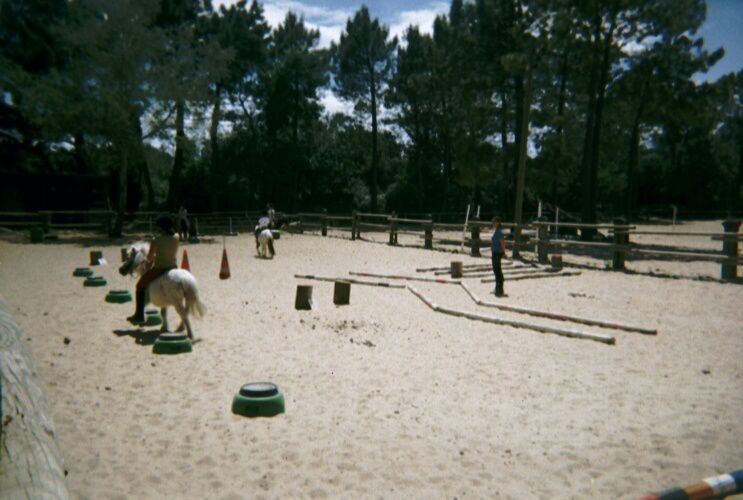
[[268, 239, 275, 257], [184, 280, 207, 319]]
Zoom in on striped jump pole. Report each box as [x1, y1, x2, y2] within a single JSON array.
[[293, 274, 405, 289], [481, 270, 582, 282], [638, 469, 743, 500], [349, 271, 461, 285]]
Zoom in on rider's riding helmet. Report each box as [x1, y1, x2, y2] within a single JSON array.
[[156, 214, 176, 235]]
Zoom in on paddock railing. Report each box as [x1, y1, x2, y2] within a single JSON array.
[[1, 210, 740, 280], [0, 210, 266, 237]]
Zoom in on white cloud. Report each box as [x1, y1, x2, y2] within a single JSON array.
[[319, 89, 352, 116], [213, 1, 449, 49], [389, 1, 449, 43], [209, 1, 451, 120], [213, 0, 352, 48]]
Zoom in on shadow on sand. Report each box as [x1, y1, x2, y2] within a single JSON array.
[[113, 328, 160, 346]]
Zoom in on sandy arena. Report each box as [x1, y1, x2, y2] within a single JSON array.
[[1, 220, 741, 499]]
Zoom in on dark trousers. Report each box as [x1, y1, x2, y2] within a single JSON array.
[[492, 253, 504, 292], [136, 267, 173, 291], [131, 267, 174, 321]]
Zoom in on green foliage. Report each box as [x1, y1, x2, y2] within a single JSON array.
[[1, 0, 740, 220]]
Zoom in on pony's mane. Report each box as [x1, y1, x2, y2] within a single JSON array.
[[126, 241, 151, 277]]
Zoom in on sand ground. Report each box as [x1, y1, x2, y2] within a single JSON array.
[[0, 220, 741, 499]]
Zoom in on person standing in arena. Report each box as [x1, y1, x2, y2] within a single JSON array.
[[491, 216, 506, 297]]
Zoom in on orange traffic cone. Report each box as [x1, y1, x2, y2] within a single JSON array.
[[181, 249, 190, 271], [219, 248, 231, 280]]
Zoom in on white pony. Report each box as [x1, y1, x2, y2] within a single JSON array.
[[119, 242, 206, 340], [255, 227, 275, 258]]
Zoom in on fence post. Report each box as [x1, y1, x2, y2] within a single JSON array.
[[721, 219, 741, 280], [536, 216, 550, 264], [351, 210, 358, 240], [612, 218, 628, 270], [321, 209, 328, 236], [389, 212, 397, 245], [298, 214, 304, 234], [469, 218, 481, 257], [424, 213, 433, 250]]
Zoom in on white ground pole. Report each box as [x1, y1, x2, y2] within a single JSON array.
[[405, 285, 615, 345], [459, 282, 657, 335]]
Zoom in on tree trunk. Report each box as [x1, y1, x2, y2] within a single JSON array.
[[626, 81, 648, 221], [133, 115, 154, 208], [73, 132, 87, 174], [166, 99, 186, 210], [580, 18, 602, 238], [370, 72, 379, 212], [500, 89, 510, 217], [140, 159, 155, 209], [292, 87, 301, 212], [588, 16, 616, 227], [626, 117, 641, 220], [513, 74, 524, 211], [112, 144, 128, 237], [210, 83, 222, 210], [552, 51, 569, 207], [441, 127, 452, 212], [412, 102, 425, 210], [514, 66, 534, 232]]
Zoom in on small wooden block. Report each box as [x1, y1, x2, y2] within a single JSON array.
[[295, 285, 313, 310], [89, 250, 103, 266], [333, 281, 351, 305], [451, 261, 463, 278]]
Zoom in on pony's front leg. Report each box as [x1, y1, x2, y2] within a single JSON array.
[[160, 307, 169, 333]]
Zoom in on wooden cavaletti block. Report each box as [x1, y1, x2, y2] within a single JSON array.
[[295, 285, 313, 310], [333, 281, 351, 305]]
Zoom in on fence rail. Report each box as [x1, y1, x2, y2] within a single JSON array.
[[2, 209, 740, 280]]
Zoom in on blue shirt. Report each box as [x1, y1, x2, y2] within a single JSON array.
[[491, 228, 505, 254]]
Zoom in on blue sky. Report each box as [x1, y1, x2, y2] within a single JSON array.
[[214, 0, 742, 82], [697, 0, 742, 81]]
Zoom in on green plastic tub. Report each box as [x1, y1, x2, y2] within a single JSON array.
[[105, 290, 133, 303], [83, 276, 107, 287], [73, 267, 94, 277], [231, 382, 285, 417], [144, 309, 162, 326], [153, 333, 192, 355]]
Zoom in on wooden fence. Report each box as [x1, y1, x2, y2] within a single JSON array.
[[284, 212, 742, 281], [1, 210, 740, 280], [0, 210, 265, 237]]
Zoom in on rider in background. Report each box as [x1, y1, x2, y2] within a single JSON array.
[[266, 203, 276, 228], [128, 214, 179, 325]]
